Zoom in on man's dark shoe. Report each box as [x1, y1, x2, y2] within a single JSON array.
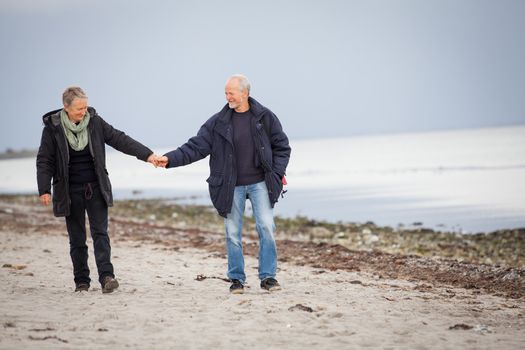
[[229, 279, 244, 294], [75, 283, 90, 292], [260, 277, 281, 291], [101, 276, 119, 294]]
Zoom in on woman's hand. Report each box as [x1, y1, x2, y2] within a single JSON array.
[[40, 193, 51, 206]]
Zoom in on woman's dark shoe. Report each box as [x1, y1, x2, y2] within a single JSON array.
[[101, 276, 119, 294], [74, 283, 90, 292]]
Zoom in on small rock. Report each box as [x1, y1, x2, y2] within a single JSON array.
[[474, 324, 491, 333], [366, 235, 379, 244], [310, 227, 332, 239], [362, 228, 372, 235], [335, 232, 347, 239]]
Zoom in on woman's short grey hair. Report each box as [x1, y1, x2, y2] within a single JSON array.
[[229, 74, 251, 94], [62, 86, 87, 106]]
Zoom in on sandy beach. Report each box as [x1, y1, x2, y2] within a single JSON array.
[[1, 197, 524, 349]]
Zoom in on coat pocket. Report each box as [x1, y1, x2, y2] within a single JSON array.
[[206, 175, 224, 207], [266, 171, 284, 203], [52, 179, 67, 214]]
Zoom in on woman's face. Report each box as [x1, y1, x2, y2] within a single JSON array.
[[64, 98, 88, 123]]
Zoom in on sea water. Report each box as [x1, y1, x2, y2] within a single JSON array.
[[1, 125, 524, 233]]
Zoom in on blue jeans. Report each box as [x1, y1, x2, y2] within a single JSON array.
[[225, 181, 277, 284]]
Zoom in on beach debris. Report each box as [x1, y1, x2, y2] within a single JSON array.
[[414, 284, 433, 292], [3, 322, 16, 328], [443, 290, 456, 298], [288, 304, 314, 313], [97, 328, 109, 332], [502, 271, 521, 281], [195, 274, 230, 282], [2, 195, 525, 300], [2, 263, 27, 270], [43, 249, 51, 253], [448, 323, 473, 330], [29, 327, 55, 332], [349, 280, 363, 285], [28, 335, 68, 343]]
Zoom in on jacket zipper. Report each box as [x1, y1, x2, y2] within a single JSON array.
[[58, 126, 71, 209], [226, 126, 236, 211]]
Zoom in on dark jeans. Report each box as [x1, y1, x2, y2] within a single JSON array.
[[65, 182, 114, 286]]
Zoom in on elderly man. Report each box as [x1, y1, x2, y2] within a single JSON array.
[[158, 74, 291, 294], [37, 86, 160, 293]]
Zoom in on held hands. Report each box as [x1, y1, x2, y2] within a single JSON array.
[[147, 154, 169, 168], [156, 156, 168, 168]]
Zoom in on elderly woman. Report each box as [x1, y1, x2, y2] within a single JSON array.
[[37, 86, 158, 293]]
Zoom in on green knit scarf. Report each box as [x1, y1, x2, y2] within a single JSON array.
[[60, 109, 90, 151]]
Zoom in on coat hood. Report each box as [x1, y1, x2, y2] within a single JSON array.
[[41, 109, 61, 127], [42, 107, 97, 126]]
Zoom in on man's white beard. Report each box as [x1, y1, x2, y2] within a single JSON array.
[[229, 97, 243, 109]]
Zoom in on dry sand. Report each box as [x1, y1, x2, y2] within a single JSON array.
[[1, 227, 524, 350]]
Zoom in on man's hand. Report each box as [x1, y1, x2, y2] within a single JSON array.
[[40, 193, 51, 206], [156, 156, 169, 168], [147, 153, 164, 168]]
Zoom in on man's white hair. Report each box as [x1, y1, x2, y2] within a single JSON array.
[[228, 74, 251, 94]]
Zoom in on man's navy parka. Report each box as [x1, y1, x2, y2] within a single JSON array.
[[164, 97, 291, 217]]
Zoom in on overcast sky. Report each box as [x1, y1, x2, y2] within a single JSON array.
[[1, 0, 524, 151]]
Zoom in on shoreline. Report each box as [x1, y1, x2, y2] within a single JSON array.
[[2, 193, 523, 267], [1, 194, 524, 297]]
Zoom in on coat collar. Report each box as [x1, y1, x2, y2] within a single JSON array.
[[216, 96, 266, 125]]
